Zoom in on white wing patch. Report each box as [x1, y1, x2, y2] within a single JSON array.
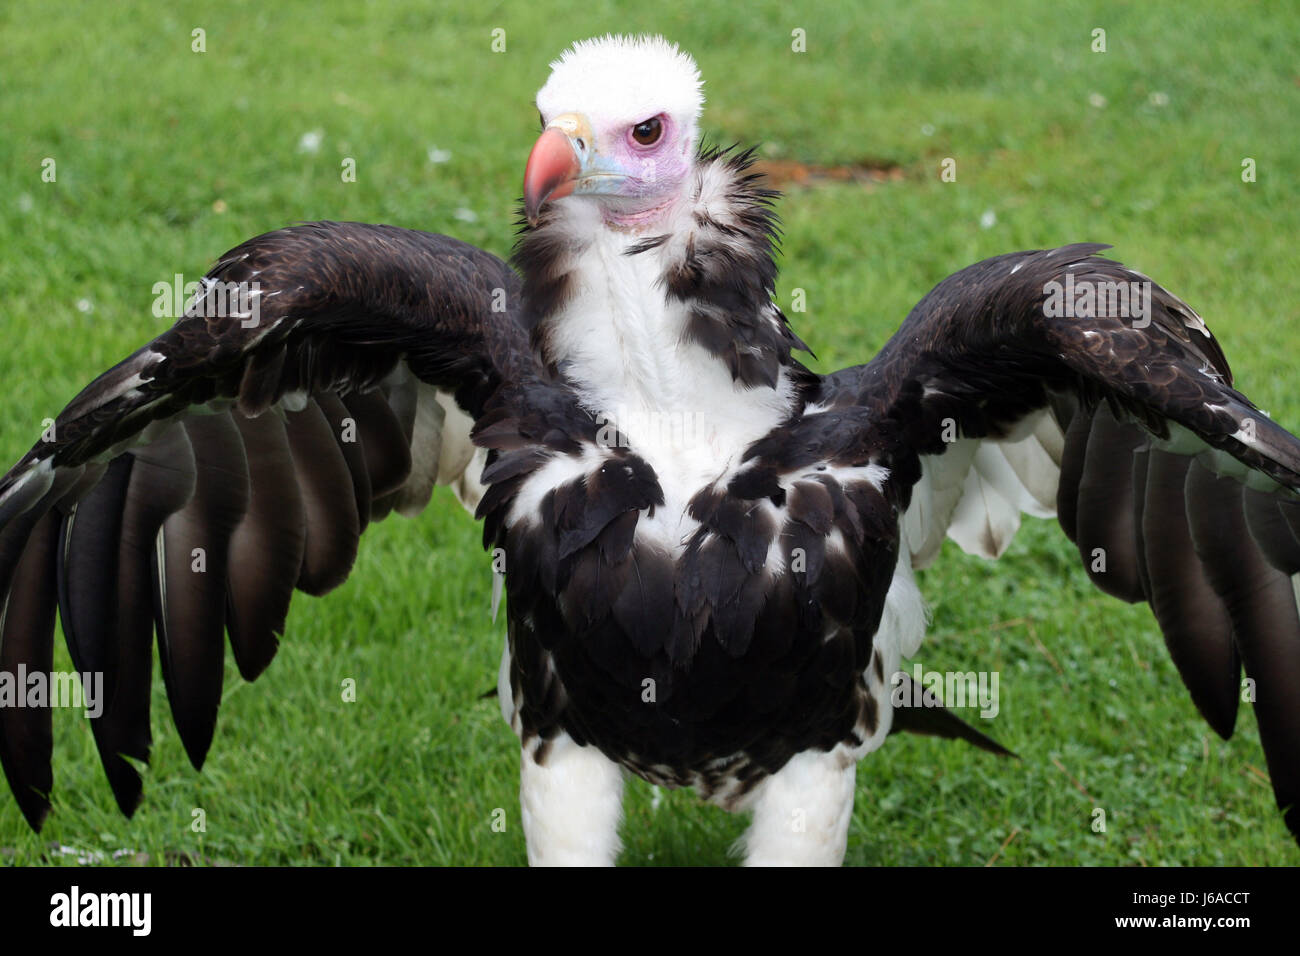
[[906, 409, 1064, 566], [904, 439, 976, 568], [946, 456, 1024, 560]]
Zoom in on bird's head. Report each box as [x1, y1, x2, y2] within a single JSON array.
[[524, 35, 703, 230]]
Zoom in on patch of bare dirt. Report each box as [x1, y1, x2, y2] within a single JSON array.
[[754, 158, 903, 188]]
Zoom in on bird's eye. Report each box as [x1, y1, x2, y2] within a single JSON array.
[[632, 116, 663, 146]]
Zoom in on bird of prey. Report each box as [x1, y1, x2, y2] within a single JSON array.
[[0, 35, 1297, 866]]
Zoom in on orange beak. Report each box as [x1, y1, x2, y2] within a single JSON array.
[[523, 127, 582, 226]]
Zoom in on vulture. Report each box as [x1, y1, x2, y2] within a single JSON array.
[[1, 34, 1298, 866]]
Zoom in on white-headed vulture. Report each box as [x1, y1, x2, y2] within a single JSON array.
[[1, 35, 1297, 865]]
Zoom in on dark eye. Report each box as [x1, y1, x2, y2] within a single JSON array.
[[632, 116, 663, 146]]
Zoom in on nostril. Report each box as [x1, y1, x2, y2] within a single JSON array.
[[575, 138, 586, 152]]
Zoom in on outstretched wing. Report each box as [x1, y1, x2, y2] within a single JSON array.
[[0, 221, 528, 829], [812, 243, 1300, 840]]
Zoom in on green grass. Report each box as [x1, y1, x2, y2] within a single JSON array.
[[1, 0, 1298, 865]]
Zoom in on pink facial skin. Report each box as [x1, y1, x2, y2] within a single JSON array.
[[601, 113, 693, 203], [525, 111, 697, 229]]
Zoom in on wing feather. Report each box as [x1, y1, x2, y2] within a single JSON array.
[[0, 222, 528, 828], [0, 512, 61, 829], [225, 410, 305, 680], [817, 243, 1300, 841]]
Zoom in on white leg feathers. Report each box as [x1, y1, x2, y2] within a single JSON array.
[[520, 733, 626, 866], [739, 749, 857, 867]]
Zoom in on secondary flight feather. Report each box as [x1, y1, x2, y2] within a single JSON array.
[[1, 34, 1297, 865]]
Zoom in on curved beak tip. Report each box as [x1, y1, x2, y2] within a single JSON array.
[[523, 127, 582, 226]]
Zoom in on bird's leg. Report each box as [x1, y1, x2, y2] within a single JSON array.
[[739, 749, 857, 866], [519, 733, 625, 866]]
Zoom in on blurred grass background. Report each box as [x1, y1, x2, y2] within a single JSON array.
[[0, 0, 1297, 865]]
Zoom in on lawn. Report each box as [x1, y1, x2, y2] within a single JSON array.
[[0, 0, 1297, 865]]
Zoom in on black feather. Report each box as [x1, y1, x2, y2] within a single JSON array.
[[225, 410, 305, 680], [152, 413, 250, 770]]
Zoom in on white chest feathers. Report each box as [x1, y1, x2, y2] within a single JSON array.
[[545, 229, 797, 509]]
